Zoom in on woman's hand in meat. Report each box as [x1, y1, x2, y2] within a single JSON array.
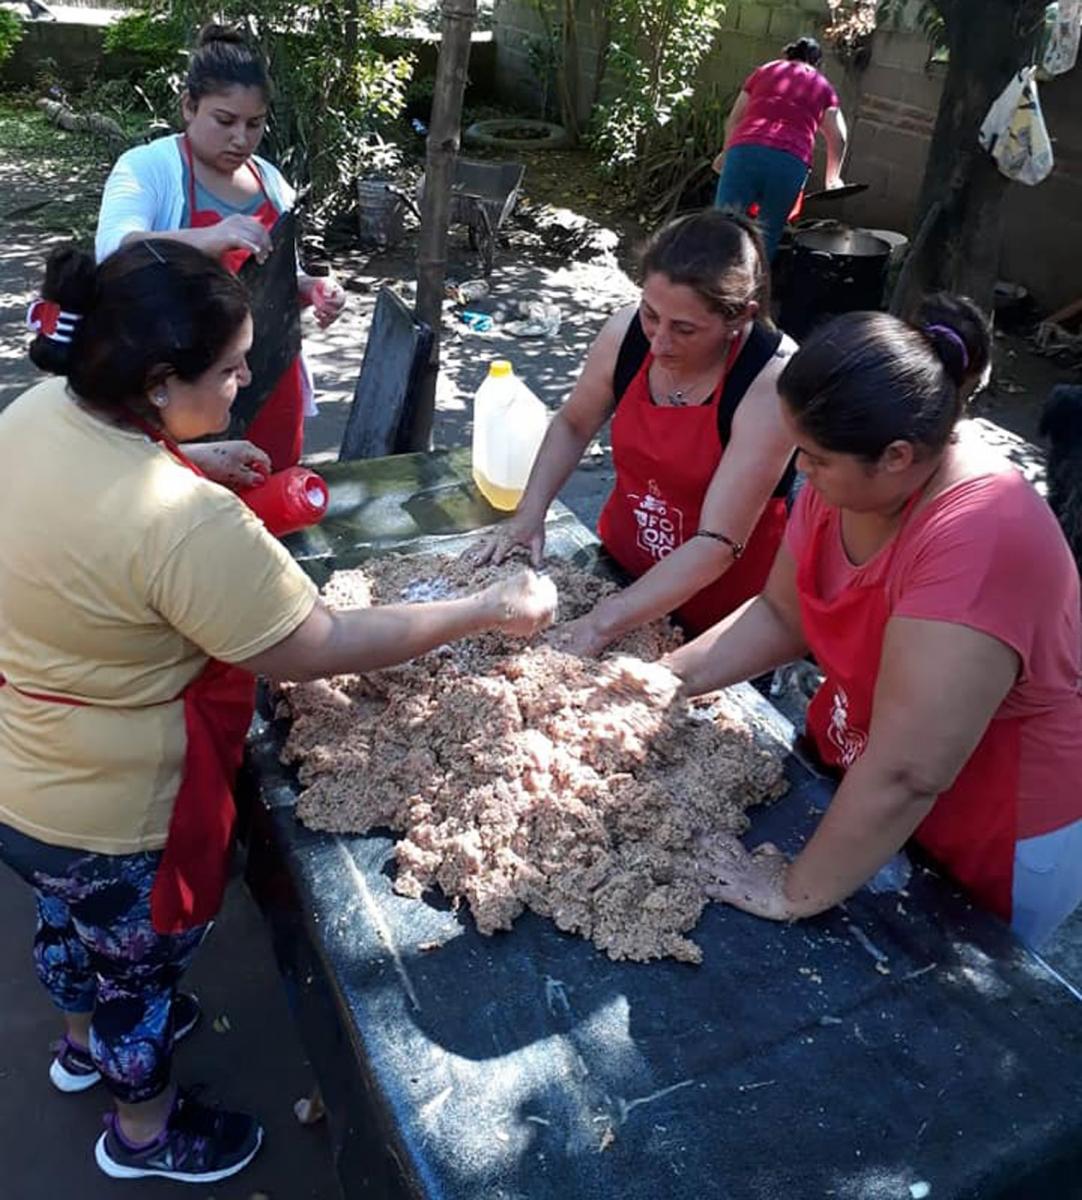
[[545, 612, 613, 658], [466, 515, 546, 569], [485, 569, 558, 637], [184, 440, 272, 488], [197, 215, 272, 262], [695, 834, 794, 921]]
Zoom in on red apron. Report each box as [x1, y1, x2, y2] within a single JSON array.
[[2, 431, 256, 934], [797, 494, 1022, 921], [183, 136, 304, 472], [597, 344, 789, 634]]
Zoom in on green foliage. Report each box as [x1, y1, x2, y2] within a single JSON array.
[[0, 8, 24, 69], [101, 2, 416, 218], [589, 0, 725, 207], [630, 81, 736, 223], [104, 10, 185, 71]]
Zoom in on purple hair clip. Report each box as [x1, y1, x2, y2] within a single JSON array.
[[924, 323, 969, 372]]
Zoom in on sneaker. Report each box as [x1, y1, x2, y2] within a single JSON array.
[[95, 1088, 263, 1183], [48, 1037, 100, 1094], [49, 992, 203, 1094]]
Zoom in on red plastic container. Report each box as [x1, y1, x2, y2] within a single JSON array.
[[237, 467, 329, 537]]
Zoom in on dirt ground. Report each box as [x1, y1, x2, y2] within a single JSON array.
[[1, 108, 1081, 1198]]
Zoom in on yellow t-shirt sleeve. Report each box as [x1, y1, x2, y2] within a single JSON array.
[[145, 493, 319, 664]]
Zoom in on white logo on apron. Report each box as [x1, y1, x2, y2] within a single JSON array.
[[627, 479, 684, 561], [827, 685, 868, 768]]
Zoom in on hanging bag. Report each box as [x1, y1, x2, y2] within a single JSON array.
[[978, 66, 1055, 186], [1043, 0, 1082, 77]]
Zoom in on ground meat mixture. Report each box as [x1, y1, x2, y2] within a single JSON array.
[[281, 554, 787, 963]]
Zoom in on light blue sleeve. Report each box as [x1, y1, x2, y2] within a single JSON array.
[[95, 140, 183, 261]]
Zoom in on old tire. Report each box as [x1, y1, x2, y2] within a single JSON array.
[[463, 118, 571, 152]]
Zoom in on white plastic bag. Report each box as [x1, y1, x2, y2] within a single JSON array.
[[1044, 0, 1082, 77], [978, 66, 1054, 186]]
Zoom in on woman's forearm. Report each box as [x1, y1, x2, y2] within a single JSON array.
[[516, 412, 597, 525], [249, 595, 502, 682], [665, 594, 806, 696], [592, 541, 733, 643], [783, 755, 936, 917]]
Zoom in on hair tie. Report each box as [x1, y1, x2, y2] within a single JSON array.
[[924, 323, 969, 372], [27, 299, 82, 345]]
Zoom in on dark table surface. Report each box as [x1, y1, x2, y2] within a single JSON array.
[[242, 450, 1082, 1200]]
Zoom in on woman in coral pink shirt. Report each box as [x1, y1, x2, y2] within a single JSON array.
[[714, 36, 848, 259], [667, 296, 1082, 948]]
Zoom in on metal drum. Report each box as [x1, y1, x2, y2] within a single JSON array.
[[775, 227, 892, 342]]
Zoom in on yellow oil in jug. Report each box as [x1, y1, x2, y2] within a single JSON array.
[[472, 468, 524, 512]]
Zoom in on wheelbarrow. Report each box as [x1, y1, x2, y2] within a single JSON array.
[[391, 158, 526, 277]]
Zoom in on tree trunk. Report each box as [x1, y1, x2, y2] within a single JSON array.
[[890, 0, 1046, 316], [407, 0, 478, 452], [559, 0, 582, 141]]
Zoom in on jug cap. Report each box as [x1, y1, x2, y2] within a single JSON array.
[[488, 360, 513, 378]]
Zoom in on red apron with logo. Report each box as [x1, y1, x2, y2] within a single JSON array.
[[183, 136, 304, 472], [796, 495, 1022, 921], [597, 336, 788, 634]]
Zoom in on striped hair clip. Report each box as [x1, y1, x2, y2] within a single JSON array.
[[27, 299, 82, 344]]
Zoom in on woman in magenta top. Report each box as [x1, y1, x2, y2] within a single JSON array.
[[666, 296, 1082, 948], [714, 36, 848, 259]]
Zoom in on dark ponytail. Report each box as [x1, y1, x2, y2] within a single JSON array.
[[784, 36, 823, 66], [186, 23, 271, 105], [28, 247, 97, 376], [28, 240, 250, 420], [778, 296, 992, 462]]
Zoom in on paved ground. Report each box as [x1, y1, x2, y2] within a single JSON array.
[[0, 868, 337, 1200]]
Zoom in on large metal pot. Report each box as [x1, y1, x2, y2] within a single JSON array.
[[774, 226, 892, 342]]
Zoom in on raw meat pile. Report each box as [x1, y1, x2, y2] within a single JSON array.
[[281, 553, 787, 963]]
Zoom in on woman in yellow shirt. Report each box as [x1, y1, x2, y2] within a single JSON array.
[[1, 240, 554, 1186]]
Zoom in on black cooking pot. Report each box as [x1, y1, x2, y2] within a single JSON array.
[[774, 227, 892, 342]]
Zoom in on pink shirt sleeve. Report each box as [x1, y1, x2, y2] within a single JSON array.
[[890, 474, 1073, 678], [743, 65, 765, 95]]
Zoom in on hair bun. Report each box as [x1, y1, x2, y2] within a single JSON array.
[[915, 293, 991, 391], [784, 36, 823, 66], [197, 22, 247, 49]]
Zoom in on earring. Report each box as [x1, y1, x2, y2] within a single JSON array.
[[151, 389, 169, 409]]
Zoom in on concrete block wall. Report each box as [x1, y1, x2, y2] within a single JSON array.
[[491, 0, 606, 123], [1, 20, 108, 89]]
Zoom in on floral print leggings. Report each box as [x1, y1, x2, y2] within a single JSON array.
[[0, 821, 208, 1103]]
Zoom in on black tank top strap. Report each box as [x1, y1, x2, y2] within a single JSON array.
[[612, 315, 795, 499], [612, 309, 651, 406]]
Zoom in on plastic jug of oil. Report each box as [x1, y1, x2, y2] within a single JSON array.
[[471, 360, 549, 511]]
